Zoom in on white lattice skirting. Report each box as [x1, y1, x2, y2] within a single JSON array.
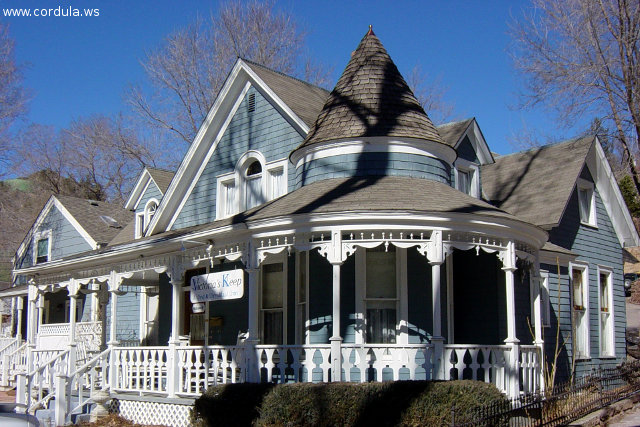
[[111, 398, 192, 427]]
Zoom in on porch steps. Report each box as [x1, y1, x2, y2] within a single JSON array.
[[34, 394, 92, 426]]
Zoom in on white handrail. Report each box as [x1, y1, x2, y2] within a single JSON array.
[[62, 347, 111, 423]]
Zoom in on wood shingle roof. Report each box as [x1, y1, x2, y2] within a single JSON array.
[[297, 28, 444, 149]]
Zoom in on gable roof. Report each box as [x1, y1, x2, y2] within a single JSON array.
[[146, 59, 329, 235], [437, 118, 494, 165], [55, 195, 133, 245], [297, 28, 444, 149], [147, 168, 175, 193], [243, 60, 329, 128], [481, 136, 594, 228], [124, 167, 175, 210]]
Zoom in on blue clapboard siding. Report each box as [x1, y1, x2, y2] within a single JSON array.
[[15, 203, 92, 269], [105, 287, 140, 343], [457, 136, 479, 163], [548, 166, 625, 378], [295, 152, 451, 189], [171, 86, 303, 230], [135, 179, 163, 213]]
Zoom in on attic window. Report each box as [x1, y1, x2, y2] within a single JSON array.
[[577, 179, 597, 227], [247, 93, 256, 113], [100, 215, 121, 228]]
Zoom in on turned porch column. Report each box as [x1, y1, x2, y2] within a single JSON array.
[[106, 271, 122, 392], [68, 280, 79, 345], [328, 230, 344, 382], [427, 230, 445, 380], [530, 258, 545, 392], [167, 258, 184, 398], [15, 297, 23, 341], [502, 241, 520, 399]]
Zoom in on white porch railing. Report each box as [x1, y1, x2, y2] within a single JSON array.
[[444, 344, 511, 393], [256, 345, 331, 384], [37, 321, 103, 352], [17, 348, 72, 413], [1, 342, 27, 387], [112, 347, 169, 395], [341, 344, 434, 382], [520, 345, 542, 394], [0, 337, 18, 351]]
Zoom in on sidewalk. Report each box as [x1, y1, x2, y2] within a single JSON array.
[[608, 403, 640, 426]]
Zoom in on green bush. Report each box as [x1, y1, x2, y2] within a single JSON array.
[[192, 382, 274, 427], [192, 380, 507, 427]]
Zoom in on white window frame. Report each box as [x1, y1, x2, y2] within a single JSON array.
[[454, 159, 480, 198], [135, 198, 159, 238], [216, 152, 289, 219], [570, 262, 590, 359], [33, 230, 52, 264], [354, 245, 407, 345], [259, 254, 287, 345], [597, 266, 615, 358], [539, 270, 551, 328], [577, 178, 597, 227]]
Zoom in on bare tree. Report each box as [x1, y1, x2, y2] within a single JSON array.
[[406, 65, 455, 125], [0, 22, 29, 175], [511, 0, 640, 193], [127, 0, 331, 147]]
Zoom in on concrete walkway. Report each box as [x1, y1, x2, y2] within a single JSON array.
[[608, 404, 640, 426]]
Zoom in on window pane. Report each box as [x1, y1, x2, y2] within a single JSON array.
[[263, 311, 283, 345], [246, 177, 262, 209], [262, 263, 283, 309], [224, 182, 236, 216], [600, 273, 609, 311], [366, 305, 396, 344], [366, 247, 396, 298], [572, 268, 583, 308], [246, 160, 262, 176], [36, 238, 49, 263], [270, 168, 285, 199], [579, 189, 590, 223], [459, 170, 470, 195]]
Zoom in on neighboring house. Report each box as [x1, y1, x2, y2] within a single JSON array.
[[1, 29, 637, 427]]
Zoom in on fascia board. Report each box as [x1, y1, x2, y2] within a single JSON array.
[[53, 199, 98, 249], [15, 196, 56, 260], [588, 138, 640, 247], [124, 169, 151, 210]]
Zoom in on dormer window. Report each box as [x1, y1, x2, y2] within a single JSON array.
[[216, 153, 288, 219], [577, 179, 597, 227], [33, 230, 51, 264], [136, 199, 159, 238], [454, 160, 479, 198]]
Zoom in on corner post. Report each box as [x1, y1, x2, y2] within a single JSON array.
[[530, 256, 545, 392], [15, 296, 23, 342], [502, 241, 520, 399], [68, 280, 79, 367], [107, 271, 121, 392], [425, 231, 445, 380]]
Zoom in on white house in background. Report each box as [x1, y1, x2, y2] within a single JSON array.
[[1, 28, 637, 427]]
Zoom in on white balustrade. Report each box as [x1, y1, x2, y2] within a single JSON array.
[[255, 345, 331, 384], [176, 346, 245, 395], [37, 321, 103, 352], [444, 345, 511, 393], [112, 347, 169, 394], [341, 344, 433, 382], [1, 342, 27, 387], [23, 349, 71, 412], [520, 345, 542, 394]]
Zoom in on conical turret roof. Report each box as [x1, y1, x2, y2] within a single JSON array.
[[298, 28, 444, 149]]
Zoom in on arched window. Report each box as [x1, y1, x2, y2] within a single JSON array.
[[145, 200, 158, 226], [244, 159, 264, 210]]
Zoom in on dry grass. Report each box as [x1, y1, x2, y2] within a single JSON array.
[[79, 414, 167, 427]]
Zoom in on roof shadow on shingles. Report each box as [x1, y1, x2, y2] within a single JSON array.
[[481, 136, 595, 228]]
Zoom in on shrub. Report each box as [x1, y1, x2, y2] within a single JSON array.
[[192, 382, 274, 427]]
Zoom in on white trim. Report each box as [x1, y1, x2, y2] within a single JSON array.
[[149, 59, 310, 235], [596, 265, 615, 358], [291, 137, 457, 169], [576, 178, 597, 228], [455, 119, 494, 165], [53, 199, 99, 250], [569, 262, 590, 360], [586, 138, 640, 247], [32, 230, 52, 265], [125, 169, 152, 211]]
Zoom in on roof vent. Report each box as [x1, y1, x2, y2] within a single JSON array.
[[100, 215, 121, 228], [247, 93, 256, 113]]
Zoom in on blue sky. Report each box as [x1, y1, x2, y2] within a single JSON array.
[[2, 0, 584, 156]]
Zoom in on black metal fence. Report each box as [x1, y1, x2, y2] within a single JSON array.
[[452, 360, 640, 426]]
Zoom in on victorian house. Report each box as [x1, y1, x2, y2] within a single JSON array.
[[1, 28, 637, 426]]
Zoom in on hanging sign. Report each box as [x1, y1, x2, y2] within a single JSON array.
[[190, 270, 244, 302]]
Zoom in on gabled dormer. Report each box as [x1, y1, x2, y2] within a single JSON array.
[[124, 167, 174, 238], [437, 118, 494, 199]]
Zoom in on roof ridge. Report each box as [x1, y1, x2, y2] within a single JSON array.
[[437, 117, 474, 128], [496, 135, 595, 159], [240, 58, 330, 94]]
